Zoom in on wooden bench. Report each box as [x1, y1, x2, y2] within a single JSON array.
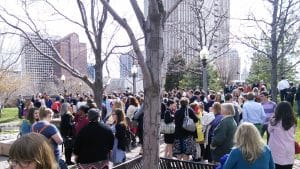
[[112, 156, 217, 169]]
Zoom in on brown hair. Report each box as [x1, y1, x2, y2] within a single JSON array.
[[113, 108, 127, 127], [9, 133, 57, 169], [26, 108, 38, 124], [212, 102, 221, 114]]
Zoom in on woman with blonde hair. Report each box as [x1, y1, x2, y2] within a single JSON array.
[[223, 122, 275, 169], [8, 132, 58, 169]]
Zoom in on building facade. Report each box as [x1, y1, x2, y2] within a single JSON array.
[[21, 33, 55, 92], [54, 33, 87, 80], [119, 52, 134, 78], [21, 33, 87, 94], [145, 0, 230, 88], [118, 51, 143, 93]]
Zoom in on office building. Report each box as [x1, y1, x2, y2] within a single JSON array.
[[21, 33, 55, 92], [145, 0, 230, 87], [21, 33, 87, 93], [54, 33, 87, 80]]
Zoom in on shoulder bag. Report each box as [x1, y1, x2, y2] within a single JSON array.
[[182, 108, 196, 132], [160, 111, 175, 134]]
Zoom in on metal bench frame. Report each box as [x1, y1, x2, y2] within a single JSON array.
[[113, 156, 217, 169]]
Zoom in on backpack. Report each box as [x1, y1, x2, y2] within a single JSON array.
[[51, 101, 60, 114]]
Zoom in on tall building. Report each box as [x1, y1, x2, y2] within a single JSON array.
[[145, 0, 230, 87], [116, 50, 144, 93], [54, 33, 87, 80], [215, 49, 241, 83], [21, 33, 87, 93], [119, 51, 134, 78], [21, 33, 55, 92]]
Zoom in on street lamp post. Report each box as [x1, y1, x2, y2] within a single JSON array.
[[61, 75, 66, 96], [131, 64, 138, 95], [200, 46, 209, 95]]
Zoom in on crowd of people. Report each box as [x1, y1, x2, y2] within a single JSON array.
[[160, 80, 299, 169], [8, 79, 300, 169], [14, 92, 144, 169]]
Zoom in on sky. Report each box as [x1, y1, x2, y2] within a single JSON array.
[[1, 0, 297, 79]]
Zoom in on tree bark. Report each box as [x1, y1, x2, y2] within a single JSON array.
[[142, 18, 163, 169], [271, 58, 278, 103], [270, 0, 279, 103]]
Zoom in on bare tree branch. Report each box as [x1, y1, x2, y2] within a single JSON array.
[[164, 0, 184, 22], [99, 0, 151, 84], [129, 0, 146, 33], [76, 0, 97, 55]]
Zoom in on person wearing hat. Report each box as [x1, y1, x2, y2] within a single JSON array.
[[74, 108, 114, 168]]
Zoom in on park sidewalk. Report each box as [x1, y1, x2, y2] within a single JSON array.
[[0, 122, 300, 168]]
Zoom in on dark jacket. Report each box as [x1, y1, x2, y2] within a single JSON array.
[[115, 123, 127, 151], [174, 106, 198, 139], [163, 108, 175, 124], [295, 87, 300, 101], [211, 116, 237, 162], [60, 113, 74, 137], [74, 121, 114, 164]]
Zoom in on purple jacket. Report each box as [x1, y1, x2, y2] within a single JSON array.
[[208, 113, 223, 143]]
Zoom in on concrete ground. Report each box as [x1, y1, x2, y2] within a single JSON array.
[[0, 121, 300, 168]]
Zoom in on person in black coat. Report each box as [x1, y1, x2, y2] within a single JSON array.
[[162, 99, 176, 158], [60, 103, 75, 165], [295, 84, 300, 117], [173, 97, 198, 160], [74, 108, 114, 168]]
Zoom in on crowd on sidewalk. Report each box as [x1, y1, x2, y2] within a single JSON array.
[[7, 78, 300, 169]]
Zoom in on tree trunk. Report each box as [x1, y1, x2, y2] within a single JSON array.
[[142, 18, 163, 169], [270, 0, 279, 103], [93, 54, 104, 108], [270, 58, 278, 103]]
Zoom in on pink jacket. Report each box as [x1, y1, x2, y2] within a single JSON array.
[[268, 120, 295, 165]]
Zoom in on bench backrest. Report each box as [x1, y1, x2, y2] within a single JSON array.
[[113, 156, 143, 169], [112, 156, 217, 169], [160, 157, 216, 169]]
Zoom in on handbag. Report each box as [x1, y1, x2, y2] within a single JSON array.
[[295, 141, 300, 154], [160, 110, 175, 134], [182, 108, 196, 132], [160, 120, 175, 134]]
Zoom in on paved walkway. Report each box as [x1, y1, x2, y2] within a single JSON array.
[[0, 121, 300, 168]]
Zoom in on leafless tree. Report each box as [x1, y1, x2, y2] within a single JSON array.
[[237, 0, 300, 102], [99, 0, 183, 168], [0, 0, 132, 106]]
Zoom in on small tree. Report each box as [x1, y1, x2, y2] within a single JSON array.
[[238, 0, 300, 102], [165, 51, 186, 91]]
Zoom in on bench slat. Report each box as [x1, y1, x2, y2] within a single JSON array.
[[113, 156, 217, 169]]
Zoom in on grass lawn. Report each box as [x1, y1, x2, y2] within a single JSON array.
[[0, 107, 20, 124]]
